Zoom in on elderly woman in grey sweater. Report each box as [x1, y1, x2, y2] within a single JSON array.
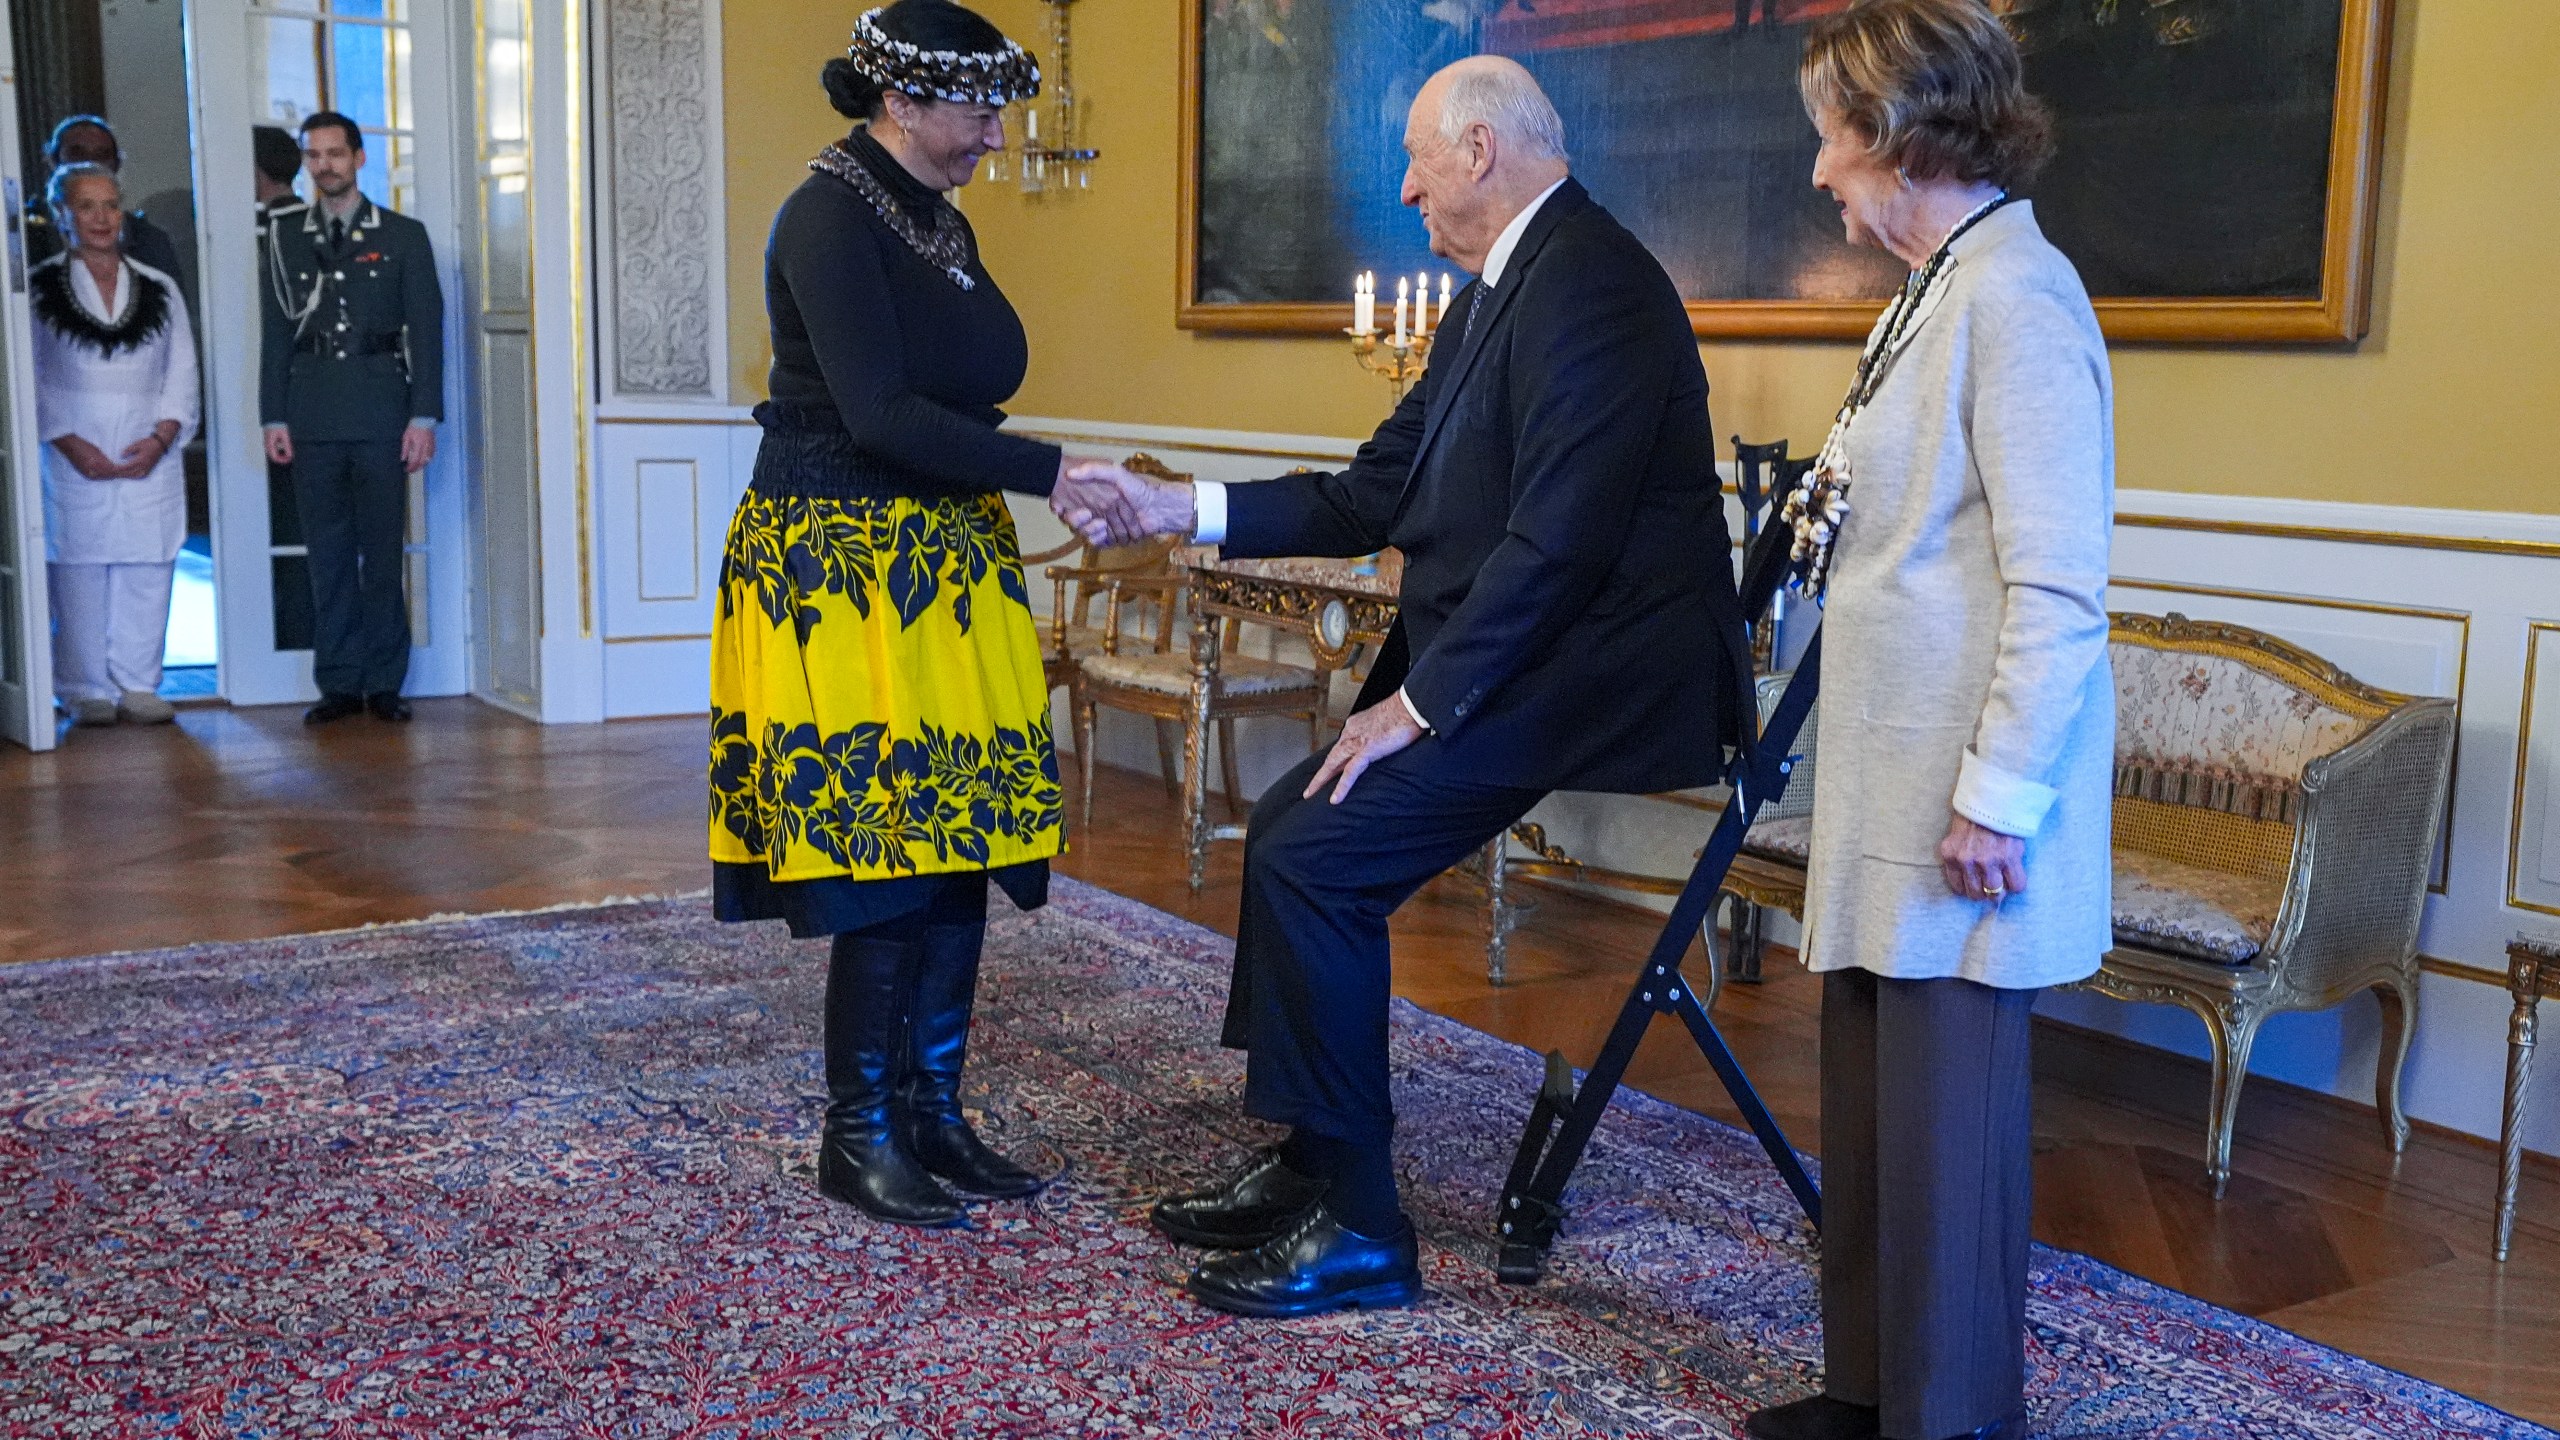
[[1745, 5, 2114, 1440]]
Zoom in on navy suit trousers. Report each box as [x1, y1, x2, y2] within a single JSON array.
[[1220, 742, 1545, 1145]]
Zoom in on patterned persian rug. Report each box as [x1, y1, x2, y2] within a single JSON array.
[[0, 882, 2543, 1439]]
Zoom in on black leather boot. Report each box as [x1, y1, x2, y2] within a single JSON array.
[[818, 931, 964, 1227], [893, 906, 1047, 1199]]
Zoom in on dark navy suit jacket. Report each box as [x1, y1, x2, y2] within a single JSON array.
[[1223, 179, 1754, 794]]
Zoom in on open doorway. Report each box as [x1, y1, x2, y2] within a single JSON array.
[[7, 0, 215, 714]]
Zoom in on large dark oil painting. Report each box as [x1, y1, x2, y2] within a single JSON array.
[[1182, 0, 2392, 341]]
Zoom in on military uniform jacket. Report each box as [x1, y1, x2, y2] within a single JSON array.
[[259, 195, 444, 443]]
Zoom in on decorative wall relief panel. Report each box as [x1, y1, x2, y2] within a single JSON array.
[[601, 0, 719, 398]]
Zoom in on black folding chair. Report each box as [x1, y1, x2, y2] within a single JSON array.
[[1494, 513, 1823, 1284]]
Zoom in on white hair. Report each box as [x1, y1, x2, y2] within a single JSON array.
[[1434, 57, 1568, 164]]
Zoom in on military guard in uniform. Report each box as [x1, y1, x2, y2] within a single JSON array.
[[259, 111, 444, 724]]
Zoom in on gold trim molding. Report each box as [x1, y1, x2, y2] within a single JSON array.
[[2119, 512, 2560, 561]]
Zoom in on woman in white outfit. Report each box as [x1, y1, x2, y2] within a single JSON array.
[[1744, 4, 2113, 1440], [31, 162, 199, 727]]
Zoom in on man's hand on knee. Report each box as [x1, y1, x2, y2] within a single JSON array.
[[1305, 699, 1425, 804]]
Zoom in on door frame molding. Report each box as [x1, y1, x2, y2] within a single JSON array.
[[0, 0, 58, 750], [189, 0, 475, 709]]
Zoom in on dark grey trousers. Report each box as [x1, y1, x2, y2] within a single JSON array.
[[1819, 968, 2038, 1440], [293, 440, 411, 698]]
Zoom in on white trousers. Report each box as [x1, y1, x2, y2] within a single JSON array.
[[49, 561, 175, 703]]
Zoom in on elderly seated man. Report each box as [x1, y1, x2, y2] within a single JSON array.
[[1070, 55, 1755, 1317]]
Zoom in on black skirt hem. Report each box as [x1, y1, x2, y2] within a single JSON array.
[[712, 860, 1049, 939]]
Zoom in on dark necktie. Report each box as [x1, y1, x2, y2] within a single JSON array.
[[1459, 278, 1491, 351], [329, 217, 346, 250]]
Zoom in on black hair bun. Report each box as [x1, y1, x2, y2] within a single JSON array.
[[822, 56, 886, 121]]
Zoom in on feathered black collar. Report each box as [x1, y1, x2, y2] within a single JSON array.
[[31, 257, 171, 357]]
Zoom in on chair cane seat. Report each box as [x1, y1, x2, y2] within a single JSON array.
[[1080, 651, 1324, 699]]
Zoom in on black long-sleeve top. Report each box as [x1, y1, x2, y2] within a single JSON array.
[[760, 129, 1060, 496]]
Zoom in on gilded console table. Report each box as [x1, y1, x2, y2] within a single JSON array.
[[1179, 552, 1403, 893], [2499, 933, 2560, 1262]]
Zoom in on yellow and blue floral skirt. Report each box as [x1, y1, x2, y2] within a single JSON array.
[[707, 486, 1065, 926]]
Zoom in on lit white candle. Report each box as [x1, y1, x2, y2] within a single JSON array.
[[1413, 269, 1430, 339], [1439, 273, 1453, 325], [1394, 276, 1409, 346], [1358, 272, 1378, 334], [1027, 107, 1040, 144]]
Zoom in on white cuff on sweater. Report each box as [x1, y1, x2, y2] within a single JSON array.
[[1952, 747, 2058, 839]]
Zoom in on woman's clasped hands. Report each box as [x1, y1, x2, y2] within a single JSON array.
[[1048, 459, 1199, 548]]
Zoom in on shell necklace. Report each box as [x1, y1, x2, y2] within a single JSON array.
[[1779, 191, 2010, 600]]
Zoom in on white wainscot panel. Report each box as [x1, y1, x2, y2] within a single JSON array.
[[598, 419, 739, 717], [2518, 623, 2560, 914]]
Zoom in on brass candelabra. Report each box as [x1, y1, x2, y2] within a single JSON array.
[[1346, 329, 1433, 401]]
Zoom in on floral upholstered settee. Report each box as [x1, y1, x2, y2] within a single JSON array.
[[1725, 612, 2458, 1197]]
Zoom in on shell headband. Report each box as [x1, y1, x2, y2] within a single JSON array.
[[846, 7, 1041, 106]]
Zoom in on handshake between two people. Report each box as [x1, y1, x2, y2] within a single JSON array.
[[1048, 459, 1200, 550]]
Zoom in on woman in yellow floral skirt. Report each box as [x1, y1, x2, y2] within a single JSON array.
[[709, 0, 1135, 1228]]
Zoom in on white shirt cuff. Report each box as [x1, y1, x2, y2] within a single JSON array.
[[408, 418, 439, 430], [1192, 480, 1228, 545], [1398, 687, 1433, 733], [1952, 747, 2058, 839]]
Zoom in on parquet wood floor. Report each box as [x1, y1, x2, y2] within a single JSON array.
[[2, 700, 2553, 1421]]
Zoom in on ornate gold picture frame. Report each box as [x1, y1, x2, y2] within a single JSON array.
[[1178, 0, 2394, 344]]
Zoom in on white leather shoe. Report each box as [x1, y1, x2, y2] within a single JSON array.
[[117, 690, 176, 724], [69, 697, 118, 727]]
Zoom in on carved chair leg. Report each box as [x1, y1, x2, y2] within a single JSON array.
[[1217, 718, 1245, 821], [1696, 910, 1725, 1013], [1719, 894, 1765, 984], [1152, 718, 1183, 797], [2201, 1003, 2260, 1200], [2373, 973, 2418, 1156], [1078, 700, 1100, 831], [1484, 833, 1510, 987], [2497, 971, 2541, 1263]]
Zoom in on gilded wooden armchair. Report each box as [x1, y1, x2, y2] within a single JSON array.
[[1717, 613, 2457, 1197]]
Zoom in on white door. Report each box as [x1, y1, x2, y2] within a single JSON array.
[[0, 1, 58, 750], [189, 0, 471, 706]]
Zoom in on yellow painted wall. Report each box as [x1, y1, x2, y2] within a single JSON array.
[[725, 0, 2560, 514]]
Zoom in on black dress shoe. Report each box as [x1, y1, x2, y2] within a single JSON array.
[[304, 694, 365, 725], [1184, 1204, 1422, 1317], [1744, 1395, 1881, 1440], [1151, 1147, 1326, 1248], [366, 692, 412, 722]]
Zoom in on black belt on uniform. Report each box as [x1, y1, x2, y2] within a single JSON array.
[[295, 332, 403, 357]]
